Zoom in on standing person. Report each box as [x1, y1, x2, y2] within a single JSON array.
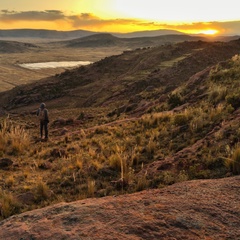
[[36, 103, 49, 140]]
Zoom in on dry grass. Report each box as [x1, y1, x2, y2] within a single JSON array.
[[34, 180, 50, 202], [87, 179, 96, 197], [0, 191, 21, 220], [0, 118, 30, 155], [225, 147, 240, 174], [0, 49, 240, 220]]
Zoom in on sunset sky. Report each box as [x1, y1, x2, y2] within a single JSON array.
[[0, 0, 240, 35]]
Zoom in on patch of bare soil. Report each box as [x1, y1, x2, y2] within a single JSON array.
[[0, 176, 239, 240]]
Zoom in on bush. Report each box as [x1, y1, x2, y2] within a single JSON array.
[[0, 191, 21, 220], [226, 93, 240, 110], [34, 180, 50, 202], [227, 148, 240, 174], [0, 118, 30, 155], [168, 93, 183, 109], [109, 153, 122, 170], [173, 113, 188, 126]]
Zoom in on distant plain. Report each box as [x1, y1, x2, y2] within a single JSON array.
[[0, 39, 126, 92]]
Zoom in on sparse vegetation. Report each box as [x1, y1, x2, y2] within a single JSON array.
[[0, 191, 21, 220], [0, 118, 30, 155], [1, 41, 240, 220], [226, 147, 240, 174]]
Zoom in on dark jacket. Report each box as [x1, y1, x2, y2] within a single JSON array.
[[36, 108, 49, 122]]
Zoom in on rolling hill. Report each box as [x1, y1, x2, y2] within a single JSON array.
[[1, 28, 239, 42], [0, 28, 188, 40], [1, 39, 240, 110], [113, 28, 185, 38], [1, 38, 240, 238], [0, 29, 97, 40], [0, 40, 39, 53], [60, 33, 207, 48]]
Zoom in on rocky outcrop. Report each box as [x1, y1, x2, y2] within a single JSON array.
[[0, 176, 239, 240]]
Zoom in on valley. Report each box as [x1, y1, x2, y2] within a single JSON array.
[[0, 41, 126, 91]]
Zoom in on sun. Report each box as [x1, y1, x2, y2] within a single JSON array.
[[201, 29, 219, 35]]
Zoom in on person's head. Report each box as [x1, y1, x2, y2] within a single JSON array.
[[40, 103, 46, 109]]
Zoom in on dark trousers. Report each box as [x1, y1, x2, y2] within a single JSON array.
[[40, 121, 48, 138]]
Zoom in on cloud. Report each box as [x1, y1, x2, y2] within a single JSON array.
[[0, 9, 144, 30], [0, 9, 240, 35], [211, 21, 240, 35], [67, 13, 141, 29], [0, 9, 65, 22], [137, 20, 240, 35]]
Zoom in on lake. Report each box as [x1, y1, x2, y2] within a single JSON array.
[[19, 61, 92, 70]]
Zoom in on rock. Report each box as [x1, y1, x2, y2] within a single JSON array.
[[145, 85, 155, 92], [16, 192, 35, 205], [0, 176, 240, 239]]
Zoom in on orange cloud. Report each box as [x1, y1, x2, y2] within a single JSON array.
[[0, 10, 65, 22], [0, 9, 240, 35]]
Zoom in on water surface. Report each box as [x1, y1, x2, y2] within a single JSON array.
[[19, 61, 92, 69]]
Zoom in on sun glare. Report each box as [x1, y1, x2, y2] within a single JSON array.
[[201, 29, 219, 35]]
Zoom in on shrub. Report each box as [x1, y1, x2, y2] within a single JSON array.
[[146, 137, 156, 157], [0, 191, 21, 220], [5, 176, 14, 187], [34, 180, 50, 202], [136, 173, 149, 191], [173, 113, 188, 126], [168, 93, 183, 109], [226, 148, 240, 174], [208, 85, 227, 104], [109, 153, 122, 170], [176, 170, 189, 182], [87, 179, 95, 197], [226, 93, 240, 110], [0, 118, 30, 155]]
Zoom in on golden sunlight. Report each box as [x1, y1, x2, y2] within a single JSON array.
[[180, 28, 220, 35], [201, 29, 219, 35]]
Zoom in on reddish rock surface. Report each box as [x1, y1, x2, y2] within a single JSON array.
[[0, 176, 239, 240]]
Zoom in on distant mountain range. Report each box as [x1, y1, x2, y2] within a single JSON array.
[[0, 28, 239, 42], [0, 29, 186, 39], [112, 29, 185, 38], [0, 29, 95, 39], [59, 33, 207, 49]]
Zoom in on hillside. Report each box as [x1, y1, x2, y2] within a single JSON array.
[[1, 39, 240, 110], [59, 33, 207, 48], [0, 34, 207, 92], [1, 38, 240, 238], [0, 40, 39, 53]]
